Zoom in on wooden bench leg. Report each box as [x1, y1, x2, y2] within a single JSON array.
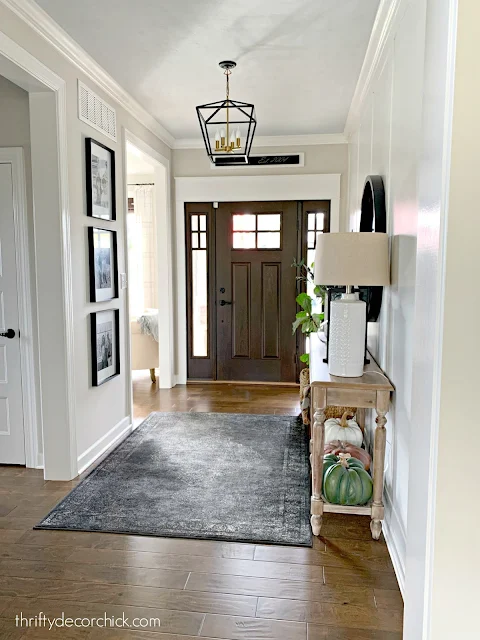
[[371, 390, 389, 540], [310, 386, 326, 536]]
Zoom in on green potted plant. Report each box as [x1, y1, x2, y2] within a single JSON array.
[[292, 258, 325, 366], [292, 259, 325, 406]]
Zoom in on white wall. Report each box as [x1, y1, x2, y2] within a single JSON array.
[[428, 1, 479, 636], [347, 0, 427, 589], [0, 2, 172, 475], [173, 143, 349, 228]]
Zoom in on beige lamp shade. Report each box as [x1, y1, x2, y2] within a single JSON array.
[[314, 232, 390, 286]]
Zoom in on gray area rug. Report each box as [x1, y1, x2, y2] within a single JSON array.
[[36, 412, 312, 546]]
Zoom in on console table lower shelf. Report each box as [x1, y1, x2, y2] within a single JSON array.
[[308, 341, 394, 540]]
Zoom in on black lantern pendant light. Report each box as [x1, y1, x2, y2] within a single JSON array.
[[196, 61, 256, 166]]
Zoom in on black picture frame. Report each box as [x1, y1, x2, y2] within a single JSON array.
[[90, 309, 120, 386], [86, 137, 116, 221], [87, 227, 118, 302]]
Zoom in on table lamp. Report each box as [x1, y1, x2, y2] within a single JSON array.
[[314, 232, 390, 377]]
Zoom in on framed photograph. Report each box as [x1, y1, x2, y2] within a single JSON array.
[[86, 138, 116, 220], [88, 227, 118, 302], [90, 309, 120, 386]]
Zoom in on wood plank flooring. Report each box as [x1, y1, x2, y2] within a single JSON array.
[[0, 373, 403, 639]]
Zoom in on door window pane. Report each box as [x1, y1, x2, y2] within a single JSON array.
[[316, 212, 325, 230], [191, 215, 198, 231], [257, 232, 281, 248], [232, 212, 282, 249], [233, 232, 256, 249], [192, 250, 208, 357], [257, 214, 281, 231], [233, 214, 255, 231]]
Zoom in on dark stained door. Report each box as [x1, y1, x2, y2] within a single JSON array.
[[215, 201, 298, 382]]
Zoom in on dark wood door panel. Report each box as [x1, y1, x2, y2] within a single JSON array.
[[262, 263, 280, 359], [232, 263, 250, 358]]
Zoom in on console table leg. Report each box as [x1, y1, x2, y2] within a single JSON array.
[[310, 387, 326, 536], [371, 390, 389, 540]]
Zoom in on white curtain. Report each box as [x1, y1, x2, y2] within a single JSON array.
[[127, 184, 157, 318]]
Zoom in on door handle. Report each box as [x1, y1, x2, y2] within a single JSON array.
[[0, 329, 15, 339], [219, 300, 232, 306]]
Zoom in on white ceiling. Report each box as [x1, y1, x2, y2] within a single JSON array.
[[35, 0, 380, 141]]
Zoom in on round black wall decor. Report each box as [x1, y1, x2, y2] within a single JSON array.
[[359, 175, 387, 322]]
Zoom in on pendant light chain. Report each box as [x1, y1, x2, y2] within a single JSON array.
[[225, 67, 232, 150]]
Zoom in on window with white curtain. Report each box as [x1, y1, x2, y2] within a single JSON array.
[[127, 184, 157, 318]]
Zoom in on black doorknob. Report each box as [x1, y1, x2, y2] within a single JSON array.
[[219, 300, 232, 306], [0, 329, 15, 339]]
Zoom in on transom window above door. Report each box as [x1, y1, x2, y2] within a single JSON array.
[[232, 213, 281, 249]]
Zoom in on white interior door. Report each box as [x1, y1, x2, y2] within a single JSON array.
[[0, 162, 25, 464]]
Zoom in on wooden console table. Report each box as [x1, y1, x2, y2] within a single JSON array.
[[309, 336, 394, 540]]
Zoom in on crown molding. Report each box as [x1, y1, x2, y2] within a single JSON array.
[[0, 0, 175, 148], [344, 0, 405, 137], [173, 133, 348, 150]]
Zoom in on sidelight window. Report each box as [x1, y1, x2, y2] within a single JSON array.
[[190, 213, 208, 357], [232, 213, 281, 249], [306, 210, 327, 299]]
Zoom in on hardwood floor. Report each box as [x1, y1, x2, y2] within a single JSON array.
[[0, 373, 403, 639]]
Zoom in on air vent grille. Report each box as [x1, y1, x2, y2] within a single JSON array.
[[78, 81, 117, 141]]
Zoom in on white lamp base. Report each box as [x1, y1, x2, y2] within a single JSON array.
[[328, 293, 366, 377]]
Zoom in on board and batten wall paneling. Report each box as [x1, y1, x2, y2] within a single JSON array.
[[347, 0, 427, 593]]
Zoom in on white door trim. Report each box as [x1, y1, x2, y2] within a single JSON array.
[[0, 148, 39, 468], [123, 129, 174, 394], [0, 30, 77, 478], [174, 173, 341, 385]]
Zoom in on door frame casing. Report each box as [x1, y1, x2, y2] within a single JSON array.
[[0, 147, 38, 467], [175, 174, 341, 385], [0, 30, 77, 479]]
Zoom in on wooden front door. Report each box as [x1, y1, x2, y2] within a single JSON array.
[[215, 201, 298, 382], [185, 200, 330, 382]]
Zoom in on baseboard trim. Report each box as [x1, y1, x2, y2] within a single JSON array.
[[383, 492, 406, 597], [77, 416, 132, 475], [35, 452, 44, 469], [187, 379, 300, 387]]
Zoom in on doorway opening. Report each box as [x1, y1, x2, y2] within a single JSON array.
[[185, 200, 330, 383], [125, 137, 172, 426]]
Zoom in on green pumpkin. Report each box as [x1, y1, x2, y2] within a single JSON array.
[[323, 453, 373, 506]]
